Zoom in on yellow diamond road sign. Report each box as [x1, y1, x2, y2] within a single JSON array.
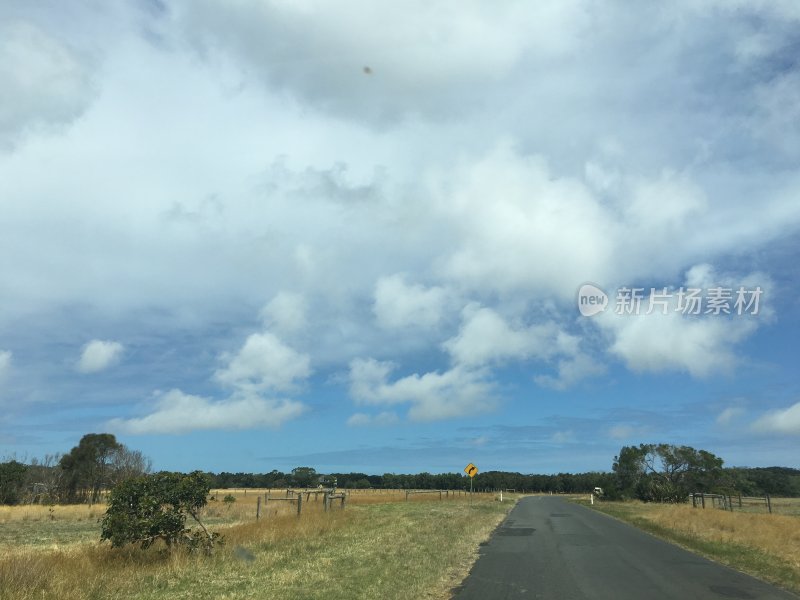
[[464, 463, 478, 478]]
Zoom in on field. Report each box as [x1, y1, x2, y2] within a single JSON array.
[[0, 489, 514, 600], [574, 496, 800, 595]]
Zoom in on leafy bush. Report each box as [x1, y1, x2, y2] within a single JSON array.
[[100, 471, 221, 554]]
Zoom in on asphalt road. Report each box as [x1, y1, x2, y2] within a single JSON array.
[[454, 496, 798, 600]]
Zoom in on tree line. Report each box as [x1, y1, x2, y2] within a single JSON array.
[[2, 436, 798, 506], [0, 433, 150, 505]]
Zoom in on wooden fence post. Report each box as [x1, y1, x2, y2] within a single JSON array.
[[256, 496, 261, 520], [766, 494, 772, 514], [297, 493, 303, 517], [701, 493, 705, 509]]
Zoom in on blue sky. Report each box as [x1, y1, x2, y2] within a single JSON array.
[[1, 1, 799, 475]]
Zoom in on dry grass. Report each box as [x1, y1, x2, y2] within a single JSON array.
[[579, 498, 800, 594], [0, 491, 512, 600]]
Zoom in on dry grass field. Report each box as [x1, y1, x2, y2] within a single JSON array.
[[575, 497, 800, 595], [0, 490, 514, 600]]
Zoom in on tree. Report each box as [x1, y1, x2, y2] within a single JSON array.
[[0, 460, 28, 505], [101, 471, 220, 554], [612, 443, 724, 502], [60, 433, 122, 503], [59, 433, 150, 503], [290, 466, 318, 488]]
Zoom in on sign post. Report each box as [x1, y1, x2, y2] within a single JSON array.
[[464, 463, 478, 506]]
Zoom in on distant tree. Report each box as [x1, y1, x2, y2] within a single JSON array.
[[59, 434, 150, 503], [0, 461, 28, 505], [101, 471, 220, 554], [107, 446, 152, 487], [290, 467, 318, 488], [60, 433, 122, 503], [613, 443, 724, 502]]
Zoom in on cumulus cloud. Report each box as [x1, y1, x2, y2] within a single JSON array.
[[215, 332, 311, 393], [77, 340, 124, 374], [0, 20, 93, 148], [346, 411, 399, 427], [752, 402, 800, 435], [109, 388, 305, 434], [596, 266, 770, 377], [177, 0, 588, 124], [108, 317, 312, 434], [444, 304, 575, 367], [436, 147, 616, 300], [260, 291, 308, 335], [373, 274, 447, 330], [535, 353, 606, 391], [348, 358, 495, 421]]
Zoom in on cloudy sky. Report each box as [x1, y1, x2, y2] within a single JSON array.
[[2, 1, 799, 475]]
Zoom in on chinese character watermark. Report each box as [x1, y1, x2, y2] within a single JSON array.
[[577, 284, 763, 317]]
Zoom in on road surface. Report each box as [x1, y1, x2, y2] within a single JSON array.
[[454, 496, 797, 599]]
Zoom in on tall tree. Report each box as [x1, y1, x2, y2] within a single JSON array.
[[0, 460, 28, 505], [59, 433, 123, 503]]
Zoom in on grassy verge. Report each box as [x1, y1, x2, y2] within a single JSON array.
[[574, 498, 800, 595], [0, 494, 514, 600]]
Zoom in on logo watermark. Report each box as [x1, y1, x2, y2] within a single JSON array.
[[577, 284, 609, 317], [577, 284, 763, 317]]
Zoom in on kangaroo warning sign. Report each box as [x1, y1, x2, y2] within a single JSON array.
[[464, 463, 478, 478]]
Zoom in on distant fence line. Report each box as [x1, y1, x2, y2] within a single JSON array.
[[690, 492, 773, 514]]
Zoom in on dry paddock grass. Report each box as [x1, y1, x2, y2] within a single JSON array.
[[581, 498, 800, 594], [0, 490, 512, 600]]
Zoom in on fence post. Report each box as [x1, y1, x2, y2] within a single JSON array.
[[341, 494, 346, 509], [257, 496, 261, 520], [738, 494, 742, 508], [766, 494, 772, 514], [701, 493, 705, 509], [323, 494, 329, 512], [439, 490, 442, 501], [297, 493, 303, 517]]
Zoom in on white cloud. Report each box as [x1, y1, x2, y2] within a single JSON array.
[[436, 147, 617, 300], [77, 340, 124, 374], [373, 274, 447, 330], [346, 411, 399, 427], [108, 388, 305, 434], [260, 291, 308, 335], [215, 332, 311, 392], [177, 1, 588, 124], [0, 20, 93, 148], [0, 350, 11, 380], [716, 406, 745, 425], [443, 305, 567, 367], [752, 402, 800, 435], [348, 358, 495, 421], [596, 266, 770, 377], [535, 353, 606, 390]]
